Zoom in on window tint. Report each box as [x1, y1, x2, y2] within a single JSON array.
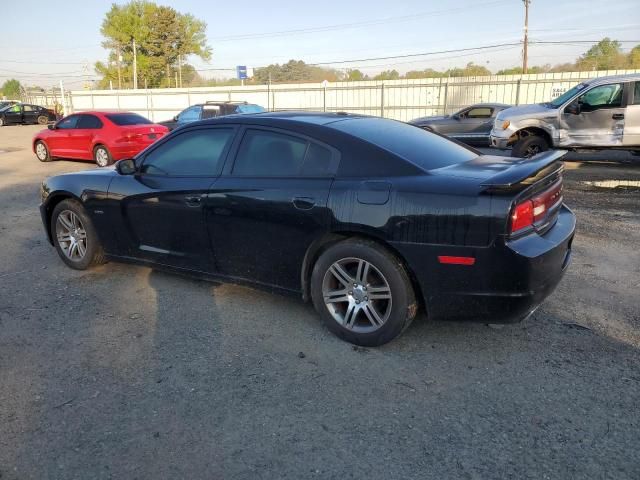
[[77, 114, 103, 129], [634, 82, 640, 105], [579, 83, 623, 110], [56, 115, 79, 130], [178, 106, 202, 123], [141, 128, 233, 176], [466, 107, 492, 118], [106, 113, 152, 126], [233, 129, 335, 177], [331, 118, 477, 171]]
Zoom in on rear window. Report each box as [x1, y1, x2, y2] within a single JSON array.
[[331, 118, 477, 170], [106, 113, 152, 126]]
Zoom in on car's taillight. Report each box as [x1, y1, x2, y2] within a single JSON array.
[[510, 179, 563, 235], [510, 200, 534, 233]]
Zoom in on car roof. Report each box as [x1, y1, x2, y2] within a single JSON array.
[[584, 73, 640, 85], [468, 102, 511, 108], [197, 110, 367, 126]]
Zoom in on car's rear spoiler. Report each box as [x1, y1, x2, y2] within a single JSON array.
[[481, 150, 567, 189]]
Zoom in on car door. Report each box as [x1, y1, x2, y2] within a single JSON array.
[[72, 114, 103, 158], [561, 82, 626, 146], [47, 115, 80, 157], [623, 81, 640, 147], [22, 104, 38, 124], [205, 127, 339, 291], [3, 104, 23, 124], [107, 125, 237, 272], [450, 106, 494, 143]]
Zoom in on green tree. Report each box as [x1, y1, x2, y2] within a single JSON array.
[[404, 68, 444, 79], [576, 38, 626, 70], [495, 65, 549, 75], [253, 60, 342, 84], [373, 69, 400, 81], [1, 79, 22, 99], [345, 69, 367, 81], [628, 45, 640, 68], [95, 1, 211, 88]]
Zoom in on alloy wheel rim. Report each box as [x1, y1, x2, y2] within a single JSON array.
[[525, 144, 541, 157], [95, 148, 108, 166], [36, 143, 47, 160], [322, 257, 392, 333], [56, 210, 87, 261]]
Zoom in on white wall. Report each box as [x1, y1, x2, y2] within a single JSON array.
[[25, 69, 640, 123]]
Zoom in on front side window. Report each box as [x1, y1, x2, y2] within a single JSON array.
[[465, 107, 493, 118], [77, 114, 103, 129], [56, 115, 79, 130], [232, 129, 335, 177], [141, 128, 234, 176], [8, 105, 21, 113], [578, 83, 623, 111], [549, 83, 587, 107], [178, 106, 202, 123]]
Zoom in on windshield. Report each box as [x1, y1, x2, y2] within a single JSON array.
[[105, 113, 152, 126], [236, 104, 266, 114], [548, 83, 587, 107]]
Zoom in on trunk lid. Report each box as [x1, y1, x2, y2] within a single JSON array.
[[118, 124, 168, 143]]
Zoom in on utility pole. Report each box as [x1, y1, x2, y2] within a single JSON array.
[[117, 46, 122, 89], [132, 38, 138, 89], [522, 0, 531, 74], [59, 80, 66, 117], [178, 54, 183, 88]]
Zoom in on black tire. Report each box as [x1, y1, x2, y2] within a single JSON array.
[[35, 140, 51, 162], [93, 145, 113, 167], [51, 199, 106, 270], [631, 151, 640, 157], [0, 117, 4, 127], [37, 115, 48, 125], [311, 239, 417, 347], [511, 135, 549, 158]]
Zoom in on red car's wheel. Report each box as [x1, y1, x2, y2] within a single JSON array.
[[93, 145, 113, 167], [35, 140, 51, 162]]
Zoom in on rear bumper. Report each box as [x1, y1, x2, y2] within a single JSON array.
[[392, 205, 576, 323]]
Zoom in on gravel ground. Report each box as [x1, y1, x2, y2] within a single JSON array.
[[1, 125, 639, 480]]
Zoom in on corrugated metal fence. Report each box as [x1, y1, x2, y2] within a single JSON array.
[[24, 69, 640, 123]]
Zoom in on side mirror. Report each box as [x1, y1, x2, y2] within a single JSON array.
[[173, 115, 179, 122], [47, 124, 56, 130], [452, 114, 460, 120], [116, 158, 136, 175], [565, 102, 581, 115]]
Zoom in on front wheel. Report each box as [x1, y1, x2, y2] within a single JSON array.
[[51, 199, 106, 270], [512, 135, 549, 158], [35, 140, 51, 162], [93, 145, 113, 167], [311, 239, 417, 347]]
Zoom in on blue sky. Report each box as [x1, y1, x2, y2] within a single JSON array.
[[2, 0, 640, 87]]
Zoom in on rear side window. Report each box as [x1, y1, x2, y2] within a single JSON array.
[[23, 105, 35, 112], [331, 118, 477, 171], [232, 129, 336, 177], [77, 114, 103, 129], [633, 82, 640, 105], [465, 107, 493, 118], [235, 104, 266, 114], [141, 128, 234, 176], [106, 113, 152, 126]]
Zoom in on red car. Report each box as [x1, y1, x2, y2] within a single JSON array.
[[33, 111, 168, 167]]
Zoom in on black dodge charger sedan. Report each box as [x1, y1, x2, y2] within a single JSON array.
[[39, 112, 575, 346]]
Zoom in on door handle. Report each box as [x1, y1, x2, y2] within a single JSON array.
[[184, 195, 202, 207], [292, 196, 316, 210], [612, 113, 624, 120]]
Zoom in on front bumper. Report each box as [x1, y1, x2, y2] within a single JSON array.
[[490, 135, 511, 149], [392, 205, 576, 323]]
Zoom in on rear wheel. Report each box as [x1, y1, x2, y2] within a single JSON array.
[[512, 135, 549, 158], [37, 115, 49, 125], [311, 239, 417, 346], [93, 145, 113, 167], [0, 118, 4, 127], [35, 140, 51, 162], [51, 199, 106, 270]]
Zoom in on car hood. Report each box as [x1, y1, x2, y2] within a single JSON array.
[[496, 103, 554, 121], [410, 115, 448, 124], [57, 166, 118, 178]]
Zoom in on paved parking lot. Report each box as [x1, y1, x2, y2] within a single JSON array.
[[1, 125, 639, 479]]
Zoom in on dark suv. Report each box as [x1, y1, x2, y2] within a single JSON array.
[[160, 101, 265, 130]]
